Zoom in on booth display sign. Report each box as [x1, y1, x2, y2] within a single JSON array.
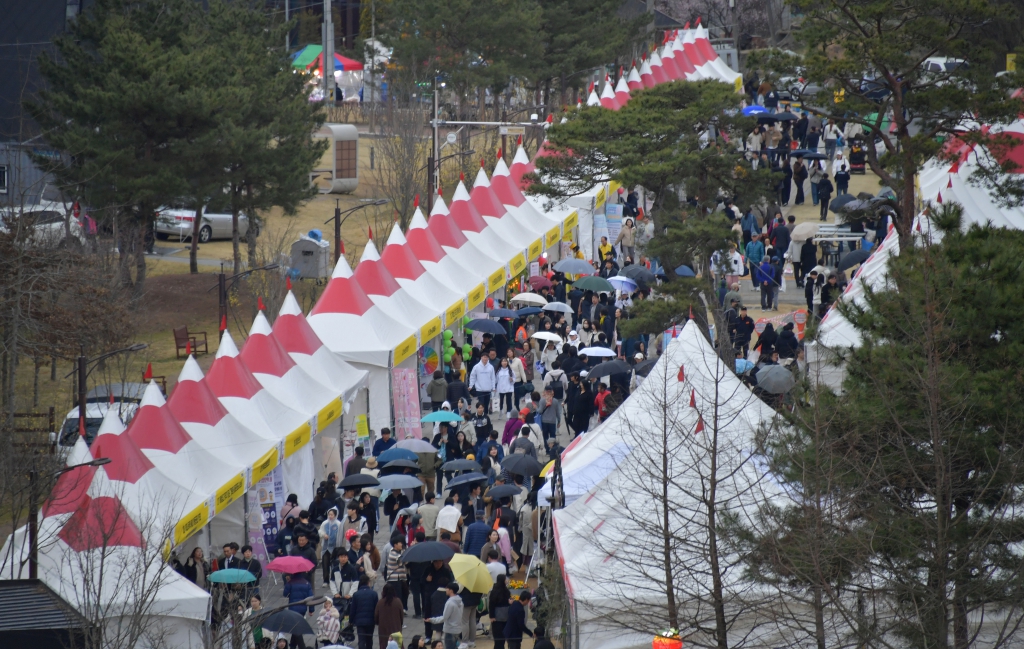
[[215, 473, 246, 514], [545, 225, 561, 248], [420, 316, 442, 343], [317, 397, 343, 432], [488, 267, 507, 293], [467, 283, 486, 309], [527, 239, 543, 260], [251, 446, 279, 485], [394, 334, 419, 365], [446, 299, 466, 325], [509, 252, 528, 277], [391, 367, 420, 440], [174, 501, 210, 545]]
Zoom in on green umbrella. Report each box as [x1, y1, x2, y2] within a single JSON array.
[[573, 276, 614, 292], [421, 411, 462, 423], [208, 569, 256, 584]]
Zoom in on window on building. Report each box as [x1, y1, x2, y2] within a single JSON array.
[[0, 165, 8, 194], [336, 140, 357, 179]]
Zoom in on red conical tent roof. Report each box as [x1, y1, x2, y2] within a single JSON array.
[[381, 225, 428, 280], [167, 360, 230, 428], [89, 433, 155, 485], [125, 384, 193, 454], [58, 495, 145, 551], [310, 257, 376, 317], [240, 313, 298, 378], [272, 293, 327, 356], [205, 331, 265, 400], [354, 241, 403, 297]]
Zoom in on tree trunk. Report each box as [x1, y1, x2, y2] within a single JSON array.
[[117, 221, 133, 289], [134, 225, 148, 298], [707, 403, 730, 649], [245, 187, 259, 270], [813, 584, 826, 649], [190, 205, 202, 274], [32, 357, 40, 408], [50, 356, 57, 381], [660, 408, 679, 630]]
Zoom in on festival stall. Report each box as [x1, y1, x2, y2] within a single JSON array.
[[551, 321, 782, 649]]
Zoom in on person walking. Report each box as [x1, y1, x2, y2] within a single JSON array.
[[779, 157, 793, 206], [808, 160, 824, 207], [468, 357, 496, 414], [792, 158, 808, 205], [833, 151, 851, 195], [823, 119, 842, 159], [744, 233, 765, 291], [757, 257, 776, 312], [351, 576, 379, 649], [504, 592, 534, 649], [495, 358, 516, 419], [375, 583, 405, 649], [614, 217, 636, 261], [798, 239, 818, 288], [426, 371, 448, 412], [489, 574, 512, 649], [318, 507, 343, 588], [426, 582, 464, 649], [818, 173, 835, 222]]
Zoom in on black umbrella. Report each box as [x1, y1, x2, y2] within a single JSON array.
[[258, 610, 315, 635], [829, 193, 857, 211], [801, 152, 827, 160], [838, 199, 873, 213], [836, 249, 871, 271], [587, 359, 632, 380], [442, 459, 482, 472], [486, 484, 523, 500], [620, 264, 655, 284], [790, 149, 815, 157], [446, 472, 488, 488], [633, 358, 658, 377], [380, 456, 419, 472], [402, 541, 456, 563], [338, 474, 380, 489], [773, 111, 799, 121], [501, 454, 545, 476]]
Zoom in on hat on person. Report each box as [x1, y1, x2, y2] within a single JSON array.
[[633, 352, 644, 360], [519, 407, 531, 418], [568, 330, 578, 337], [365, 457, 378, 468], [580, 370, 589, 378]]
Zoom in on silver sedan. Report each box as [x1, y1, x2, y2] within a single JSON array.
[[154, 208, 257, 243]]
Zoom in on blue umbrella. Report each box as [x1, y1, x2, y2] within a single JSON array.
[[208, 568, 256, 584], [377, 447, 418, 463], [489, 308, 518, 318], [446, 472, 488, 488], [675, 265, 696, 277], [742, 105, 768, 116], [515, 307, 544, 316], [608, 275, 638, 292], [465, 319, 507, 335], [378, 474, 425, 490], [421, 411, 462, 423]]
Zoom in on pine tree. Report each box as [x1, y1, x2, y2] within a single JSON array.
[[751, 205, 1024, 649]]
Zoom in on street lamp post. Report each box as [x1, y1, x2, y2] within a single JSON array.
[[324, 199, 388, 265], [422, 150, 476, 212], [207, 264, 281, 326], [28, 457, 112, 579]]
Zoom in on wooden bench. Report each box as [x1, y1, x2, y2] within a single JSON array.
[[173, 326, 208, 358]]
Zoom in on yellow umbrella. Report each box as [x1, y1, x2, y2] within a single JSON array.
[[540, 459, 555, 477], [448, 554, 494, 594]]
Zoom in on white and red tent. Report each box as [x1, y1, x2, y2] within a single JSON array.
[[648, 48, 670, 85], [427, 191, 506, 279], [471, 163, 546, 246], [639, 55, 655, 88], [308, 256, 416, 366], [585, 82, 601, 106], [405, 204, 481, 296], [614, 70, 631, 106], [626, 61, 642, 91], [381, 222, 466, 313], [599, 77, 621, 110], [354, 240, 440, 331]]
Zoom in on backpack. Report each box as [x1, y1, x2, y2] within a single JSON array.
[[545, 372, 565, 399]]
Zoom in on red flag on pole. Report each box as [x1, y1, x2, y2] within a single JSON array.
[[286, 276, 292, 290], [257, 296, 265, 311], [689, 305, 694, 320], [677, 365, 685, 382], [496, 149, 502, 160], [695, 416, 705, 434], [936, 192, 943, 204], [414, 194, 420, 208], [220, 314, 227, 332], [143, 363, 153, 380], [947, 177, 953, 188], [690, 389, 696, 408], [368, 226, 373, 239], [185, 341, 191, 356]]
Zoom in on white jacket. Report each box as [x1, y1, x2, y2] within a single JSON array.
[[509, 357, 528, 383], [495, 366, 516, 394], [469, 361, 496, 392]]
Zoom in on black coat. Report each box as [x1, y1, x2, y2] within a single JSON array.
[[733, 315, 755, 346], [350, 585, 379, 627], [776, 329, 799, 358], [800, 240, 818, 270]]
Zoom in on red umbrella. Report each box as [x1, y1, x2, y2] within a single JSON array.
[[528, 275, 552, 290], [265, 556, 316, 574]]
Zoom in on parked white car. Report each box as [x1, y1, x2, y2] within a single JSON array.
[[0, 202, 87, 247], [154, 208, 256, 243]]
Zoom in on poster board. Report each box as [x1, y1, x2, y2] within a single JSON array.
[[391, 367, 420, 440]]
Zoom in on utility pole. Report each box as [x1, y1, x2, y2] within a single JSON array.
[[77, 349, 87, 439], [28, 469, 37, 579], [284, 0, 290, 52], [322, 0, 335, 104], [429, 74, 440, 209], [333, 200, 342, 264], [218, 264, 228, 326], [368, 0, 376, 133]]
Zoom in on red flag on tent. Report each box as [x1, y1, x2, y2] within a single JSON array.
[[286, 276, 292, 290], [947, 177, 953, 188], [438, 186, 443, 196], [695, 416, 705, 434], [185, 341, 191, 356], [677, 365, 685, 382], [684, 21, 690, 28], [220, 314, 227, 332], [689, 305, 694, 320], [257, 296, 265, 311], [340, 240, 346, 253], [480, 158, 485, 168], [460, 172, 465, 182], [936, 192, 943, 204], [517, 135, 522, 145], [496, 149, 502, 160], [368, 226, 373, 239], [916, 219, 922, 232], [109, 391, 115, 404], [143, 363, 153, 380], [546, 114, 553, 123], [949, 161, 960, 173], [414, 194, 420, 207], [689, 389, 696, 408]]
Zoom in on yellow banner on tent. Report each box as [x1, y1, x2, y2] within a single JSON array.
[[595, 186, 606, 210], [284, 421, 312, 458], [527, 239, 542, 260], [564, 210, 579, 231], [393, 334, 418, 365], [355, 413, 369, 438], [487, 268, 506, 293], [251, 446, 279, 484], [420, 316, 442, 342], [608, 180, 622, 196], [509, 252, 528, 276], [446, 299, 466, 324], [467, 283, 486, 309], [174, 501, 209, 545], [545, 225, 561, 248], [215, 473, 246, 514], [317, 396, 343, 431]]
